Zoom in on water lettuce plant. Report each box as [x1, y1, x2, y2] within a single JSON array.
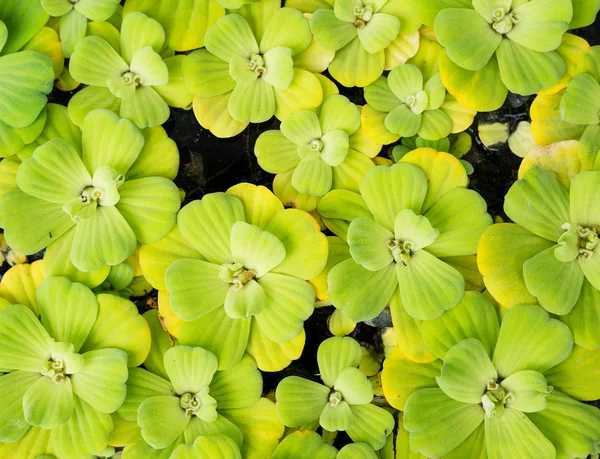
[[415, 0, 573, 110], [382, 292, 600, 458], [163, 184, 327, 371], [276, 337, 394, 450], [0, 109, 181, 272], [118, 345, 277, 457], [320, 149, 492, 322], [364, 65, 453, 140], [272, 430, 379, 458], [255, 95, 379, 198], [478, 167, 600, 349], [308, 0, 421, 87], [182, 1, 327, 138], [68, 12, 193, 128], [0, 276, 151, 459], [41, 0, 120, 57], [0, 1, 55, 154]]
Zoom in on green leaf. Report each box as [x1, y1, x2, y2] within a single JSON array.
[[493, 305, 573, 378], [328, 36, 384, 88], [229, 55, 258, 87], [309, 9, 357, 51], [418, 109, 453, 140], [265, 208, 328, 279], [70, 36, 128, 86], [0, 51, 53, 129], [120, 12, 165, 64], [504, 166, 569, 242], [59, 9, 87, 57], [396, 249, 464, 321], [224, 279, 265, 319], [528, 391, 600, 458], [17, 139, 91, 205], [273, 67, 324, 120], [272, 430, 336, 459], [247, 320, 305, 372], [122, 0, 225, 51], [319, 130, 350, 167], [138, 395, 189, 449], [275, 376, 329, 426], [394, 209, 439, 251], [260, 7, 312, 55], [384, 105, 421, 137], [359, 163, 427, 231], [178, 193, 245, 264], [292, 158, 332, 196], [142, 310, 171, 380], [205, 14, 258, 62], [130, 46, 168, 86], [410, 0, 471, 26], [116, 177, 180, 243], [184, 414, 243, 448], [37, 277, 98, 352], [120, 86, 171, 129], [230, 221, 286, 277], [508, 0, 572, 52], [163, 346, 218, 395], [561, 74, 600, 129], [0, 305, 51, 372], [226, 183, 284, 231], [319, 400, 352, 432], [484, 407, 555, 459], [52, 397, 113, 459], [435, 8, 501, 71], [118, 368, 174, 421], [255, 272, 314, 343], [0, 371, 40, 442], [71, 349, 128, 413], [317, 336, 362, 387], [80, 293, 151, 368], [544, 343, 600, 401], [328, 259, 397, 322], [381, 346, 441, 410], [471, 0, 511, 22], [281, 109, 321, 146], [71, 206, 137, 271], [570, 0, 600, 28], [182, 50, 235, 98], [404, 388, 484, 457], [347, 217, 394, 271], [477, 223, 554, 307], [67, 87, 121, 127], [165, 259, 228, 321], [334, 367, 373, 405], [424, 188, 491, 258], [364, 76, 400, 113], [437, 339, 497, 404], [345, 404, 395, 450], [501, 370, 551, 412], [0, 191, 74, 255], [560, 281, 600, 350], [255, 130, 301, 173], [172, 434, 242, 459], [228, 78, 275, 123], [75, 0, 119, 21], [496, 40, 565, 96], [23, 376, 74, 429], [319, 94, 361, 135], [420, 291, 499, 360], [178, 307, 250, 371], [209, 355, 262, 410], [523, 245, 584, 315], [356, 13, 399, 54], [128, 125, 180, 180], [81, 109, 144, 176], [387, 64, 423, 102], [570, 171, 600, 226]]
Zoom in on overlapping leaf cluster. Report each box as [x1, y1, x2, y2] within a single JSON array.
[[0, 0, 599, 458]]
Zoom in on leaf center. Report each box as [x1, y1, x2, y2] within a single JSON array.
[[329, 390, 343, 406], [247, 53, 267, 77], [219, 262, 258, 290], [481, 380, 514, 418], [353, 4, 373, 28], [491, 8, 519, 34]]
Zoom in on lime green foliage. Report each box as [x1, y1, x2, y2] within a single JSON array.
[[164, 184, 327, 370], [391, 133, 472, 162], [322, 156, 492, 322], [255, 95, 379, 198], [0, 109, 181, 272], [0, 1, 54, 151], [560, 45, 600, 146], [0, 277, 151, 459], [417, 0, 573, 108], [386, 294, 600, 459], [171, 434, 241, 459], [309, 0, 418, 87], [479, 167, 600, 349], [183, 1, 326, 137], [118, 345, 276, 457], [272, 430, 338, 458], [365, 65, 453, 140], [276, 337, 394, 450], [68, 12, 193, 128], [41, 0, 120, 57]]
